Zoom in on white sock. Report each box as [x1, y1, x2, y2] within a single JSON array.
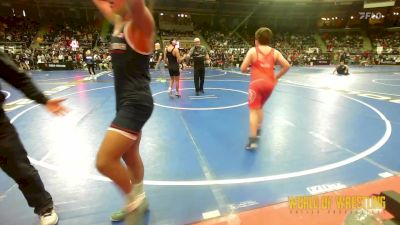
[[133, 182, 144, 195], [125, 183, 146, 212], [126, 182, 144, 201]]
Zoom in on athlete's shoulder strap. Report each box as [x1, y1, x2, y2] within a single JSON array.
[[268, 48, 275, 59], [123, 21, 152, 55]]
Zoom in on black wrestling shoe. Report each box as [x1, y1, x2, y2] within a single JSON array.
[[245, 137, 259, 150]]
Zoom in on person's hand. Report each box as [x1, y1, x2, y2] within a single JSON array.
[[45, 98, 68, 116]]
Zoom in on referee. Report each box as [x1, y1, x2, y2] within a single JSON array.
[[154, 43, 166, 82], [189, 38, 210, 96]]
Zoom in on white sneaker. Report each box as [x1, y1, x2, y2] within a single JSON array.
[[110, 197, 149, 222], [39, 209, 58, 225], [110, 193, 148, 222]]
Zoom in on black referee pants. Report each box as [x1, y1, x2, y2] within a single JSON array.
[[194, 66, 205, 92], [0, 110, 53, 215], [87, 64, 95, 75]]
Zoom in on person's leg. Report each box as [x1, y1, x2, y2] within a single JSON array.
[[106, 102, 153, 221], [168, 68, 174, 95], [155, 62, 161, 81], [122, 133, 143, 186], [246, 82, 265, 150], [160, 61, 165, 77], [96, 131, 137, 194], [121, 132, 146, 198], [99, 129, 148, 222], [160, 61, 166, 82], [200, 67, 205, 93], [91, 64, 96, 75], [249, 109, 261, 138], [169, 76, 174, 95], [174, 76, 180, 97], [257, 109, 264, 136], [0, 114, 57, 223], [109, 145, 147, 223], [88, 65, 93, 75], [91, 65, 96, 80], [194, 67, 200, 94], [246, 108, 260, 150]]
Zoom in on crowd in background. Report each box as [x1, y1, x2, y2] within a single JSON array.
[[40, 22, 99, 48], [1, 17, 112, 71], [0, 16, 39, 47], [1, 16, 400, 71], [370, 31, 400, 54], [3, 46, 112, 71], [201, 30, 247, 50], [321, 32, 364, 54], [159, 30, 194, 38]]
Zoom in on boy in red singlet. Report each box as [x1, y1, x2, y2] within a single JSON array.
[[240, 28, 290, 150]]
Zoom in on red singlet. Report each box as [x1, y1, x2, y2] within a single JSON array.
[[248, 46, 277, 109]]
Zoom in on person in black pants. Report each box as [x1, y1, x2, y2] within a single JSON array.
[[0, 51, 67, 225], [189, 38, 210, 96], [339, 51, 347, 64]]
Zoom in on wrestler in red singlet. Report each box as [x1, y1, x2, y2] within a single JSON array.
[[241, 27, 291, 150]]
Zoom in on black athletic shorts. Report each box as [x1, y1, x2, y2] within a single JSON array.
[[168, 67, 180, 77], [110, 94, 154, 136]]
